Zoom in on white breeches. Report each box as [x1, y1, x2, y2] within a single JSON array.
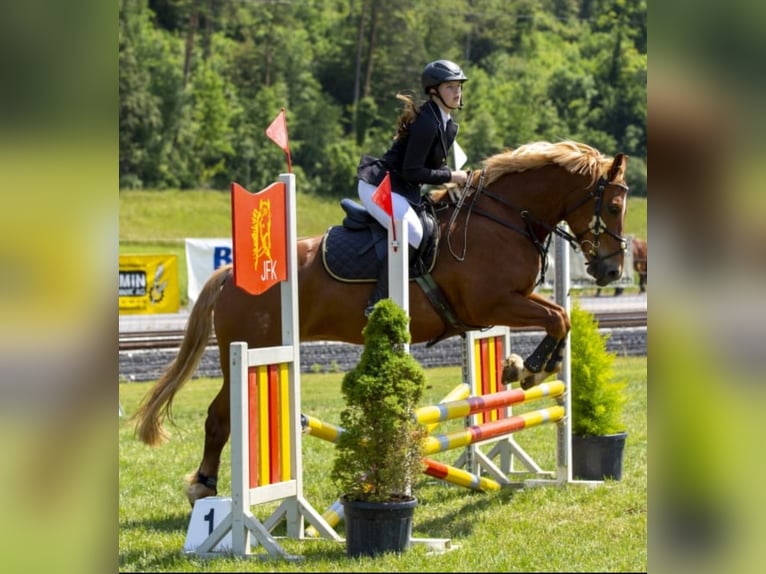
[[357, 180, 423, 249]]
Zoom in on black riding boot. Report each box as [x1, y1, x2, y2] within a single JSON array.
[[364, 257, 389, 318], [408, 244, 420, 270]]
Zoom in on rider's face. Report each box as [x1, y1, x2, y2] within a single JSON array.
[[438, 82, 463, 108]]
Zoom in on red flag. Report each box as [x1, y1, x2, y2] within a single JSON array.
[[371, 172, 396, 242], [231, 181, 287, 295], [265, 108, 292, 173]]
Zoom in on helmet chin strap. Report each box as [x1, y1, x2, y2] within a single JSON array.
[[431, 87, 463, 110], [432, 91, 462, 110]]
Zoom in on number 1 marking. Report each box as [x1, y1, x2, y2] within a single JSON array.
[[203, 507, 214, 534]]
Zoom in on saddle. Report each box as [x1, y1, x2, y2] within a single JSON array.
[[321, 199, 438, 282]]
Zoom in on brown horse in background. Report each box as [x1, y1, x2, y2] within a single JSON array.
[[633, 237, 647, 292], [133, 140, 630, 505]]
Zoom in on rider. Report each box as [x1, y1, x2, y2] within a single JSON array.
[[357, 59, 470, 318]]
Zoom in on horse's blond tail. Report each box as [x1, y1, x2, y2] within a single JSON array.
[[132, 265, 232, 446]]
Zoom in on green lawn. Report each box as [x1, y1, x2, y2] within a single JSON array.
[[119, 357, 647, 572]]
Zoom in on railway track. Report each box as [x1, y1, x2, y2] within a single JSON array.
[[118, 310, 646, 351]]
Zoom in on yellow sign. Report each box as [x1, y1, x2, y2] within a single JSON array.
[[119, 254, 180, 314]]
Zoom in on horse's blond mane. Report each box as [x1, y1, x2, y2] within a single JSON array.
[[482, 140, 612, 187]]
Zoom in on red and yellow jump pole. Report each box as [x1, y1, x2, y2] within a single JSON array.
[[414, 380, 564, 426], [422, 406, 565, 455]]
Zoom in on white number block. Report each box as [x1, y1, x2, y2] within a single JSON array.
[[183, 496, 233, 553]]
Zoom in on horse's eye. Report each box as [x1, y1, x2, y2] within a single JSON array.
[[607, 204, 621, 215]]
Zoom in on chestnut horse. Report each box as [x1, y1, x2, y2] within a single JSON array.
[[133, 140, 630, 505]]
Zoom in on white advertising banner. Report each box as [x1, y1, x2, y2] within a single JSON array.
[[185, 238, 233, 304]]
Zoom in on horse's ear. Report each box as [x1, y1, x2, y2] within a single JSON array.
[[609, 153, 629, 182]]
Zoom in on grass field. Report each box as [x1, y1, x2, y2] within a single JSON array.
[[119, 190, 647, 307], [119, 357, 646, 572]]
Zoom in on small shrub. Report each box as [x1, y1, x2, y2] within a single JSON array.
[[331, 299, 427, 503], [569, 301, 627, 436]]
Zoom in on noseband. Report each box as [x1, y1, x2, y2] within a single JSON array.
[[565, 177, 629, 264]]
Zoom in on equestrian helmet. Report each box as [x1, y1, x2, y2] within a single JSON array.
[[421, 60, 468, 94]]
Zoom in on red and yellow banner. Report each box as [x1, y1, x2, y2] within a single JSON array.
[[231, 181, 287, 295], [119, 254, 180, 314]]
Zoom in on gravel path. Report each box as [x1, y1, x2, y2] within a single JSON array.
[[119, 326, 646, 382]]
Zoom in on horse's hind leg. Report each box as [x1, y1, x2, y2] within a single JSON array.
[[185, 387, 231, 506]]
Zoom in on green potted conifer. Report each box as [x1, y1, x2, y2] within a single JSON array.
[[569, 300, 628, 480], [330, 299, 428, 557]]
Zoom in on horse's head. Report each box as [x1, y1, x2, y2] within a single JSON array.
[[478, 141, 630, 287], [568, 153, 630, 286]]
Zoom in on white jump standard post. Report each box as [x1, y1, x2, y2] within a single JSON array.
[[552, 229, 604, 488], [184, 173, 341, 561], [388, 216, 409, 340]]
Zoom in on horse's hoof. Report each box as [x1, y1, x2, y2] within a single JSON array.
[[501, 354, 524, 384], [520, 374, 537, 390], [185, 472, 217, 507], [543, 357, 563, 375], [185, 482, 216, 507]]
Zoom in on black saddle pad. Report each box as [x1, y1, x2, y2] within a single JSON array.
[[321, 226, 437, 282]]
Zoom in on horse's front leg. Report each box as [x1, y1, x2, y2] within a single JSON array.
[[185, 385, 231, 507], [502, 335, 565, 390], [499, 293, 570, 389]]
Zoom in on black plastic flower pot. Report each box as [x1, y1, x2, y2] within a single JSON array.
[[341, 496, 417, 558], [572, 432, 628, 481]]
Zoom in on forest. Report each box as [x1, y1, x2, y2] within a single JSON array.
[[119, 0, 646, 197]]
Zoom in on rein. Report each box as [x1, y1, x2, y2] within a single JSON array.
[[446, 169, 628, 285]]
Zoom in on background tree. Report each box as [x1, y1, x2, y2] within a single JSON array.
[[119, 0, 647, 197]]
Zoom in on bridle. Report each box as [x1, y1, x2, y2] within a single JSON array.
[[445, 169, 629, 284], [557, 177, 630, 261]]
